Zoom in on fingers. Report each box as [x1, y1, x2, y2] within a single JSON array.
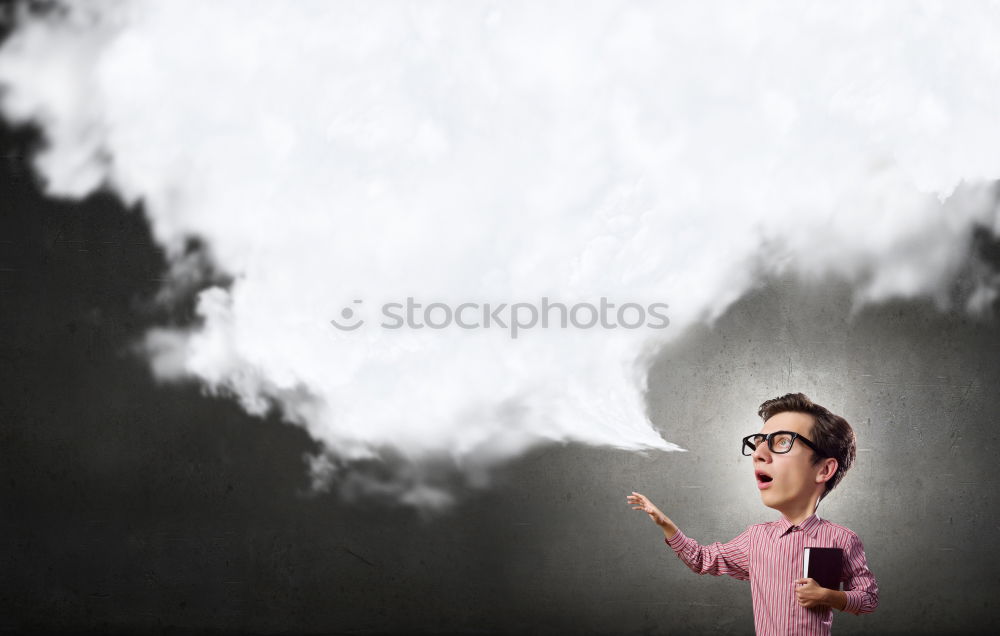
[[626, 492, 650, 505], [627, 492, 659, 518]]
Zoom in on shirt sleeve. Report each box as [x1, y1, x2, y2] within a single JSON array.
[[840, 531, 879, 615], [664, 526, 751, 581]]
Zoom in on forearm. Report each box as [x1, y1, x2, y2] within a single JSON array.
[[824, 589, 848, 611], [659, 517, 679, 541]]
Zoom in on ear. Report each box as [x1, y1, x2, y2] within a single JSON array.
[[816, 457, 838, 484]]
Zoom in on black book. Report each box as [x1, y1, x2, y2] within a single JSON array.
[[803, 547, 843, 591]]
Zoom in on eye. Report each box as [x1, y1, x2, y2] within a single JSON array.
[[773, 433, 793, 449]]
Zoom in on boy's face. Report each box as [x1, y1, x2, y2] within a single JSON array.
[[751, 411, 826, 514]]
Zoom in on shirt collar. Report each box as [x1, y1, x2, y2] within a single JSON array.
[[776, 512, 822, 538]]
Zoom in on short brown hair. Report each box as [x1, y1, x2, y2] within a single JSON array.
[[757, 392, 856, 502]]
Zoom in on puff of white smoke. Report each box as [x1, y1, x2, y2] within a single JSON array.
[[2, 0, 999, 511]]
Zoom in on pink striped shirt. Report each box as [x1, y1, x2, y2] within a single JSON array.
[[665, 513, 878, 635]]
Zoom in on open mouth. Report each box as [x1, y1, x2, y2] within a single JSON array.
[[755, 471, 773, 484]]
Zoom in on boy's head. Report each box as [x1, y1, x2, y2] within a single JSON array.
[[750, 393, 857, 513]]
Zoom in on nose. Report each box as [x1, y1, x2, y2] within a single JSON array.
[[752, 440, 772, 462]]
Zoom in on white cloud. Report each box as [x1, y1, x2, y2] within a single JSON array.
[[2, 0, 998, 509]]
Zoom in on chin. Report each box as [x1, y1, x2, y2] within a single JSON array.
[[758, 492, 781, 509]]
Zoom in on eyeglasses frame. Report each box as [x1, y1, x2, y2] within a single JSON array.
[[741, 430, 829, 457]]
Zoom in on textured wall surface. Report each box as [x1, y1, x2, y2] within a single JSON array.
[[3, 118, 999, 635]]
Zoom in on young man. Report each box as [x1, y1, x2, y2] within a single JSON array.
[[627, 393, 878, 635]]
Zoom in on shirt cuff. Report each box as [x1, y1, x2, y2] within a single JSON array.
[[842, 590, 864, 614], [664, 528, 688, 550]]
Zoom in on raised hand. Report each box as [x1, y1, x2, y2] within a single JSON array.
[[627, 491, 671, 528]]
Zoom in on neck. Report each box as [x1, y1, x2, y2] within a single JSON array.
[[779, 492, 821, 526]]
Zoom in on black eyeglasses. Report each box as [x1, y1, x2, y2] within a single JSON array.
[[741, 430, 828, 457]]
